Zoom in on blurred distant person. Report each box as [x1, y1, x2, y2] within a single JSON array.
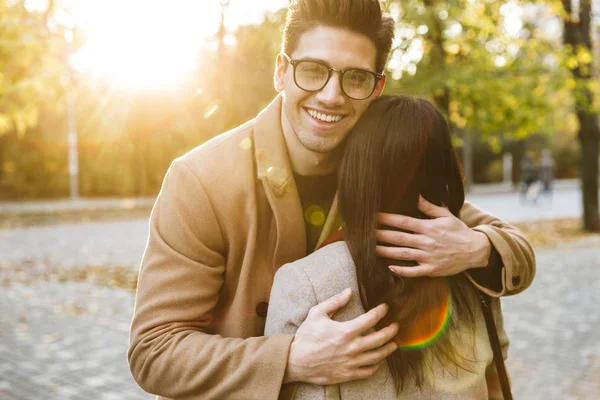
[[538, 149, 556, 199], [128, 1, 535, 399], [519, 152, 538, 204]]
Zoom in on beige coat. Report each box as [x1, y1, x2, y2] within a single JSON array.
[[266, 241, 510, 400], [128, 95, 534, 400]]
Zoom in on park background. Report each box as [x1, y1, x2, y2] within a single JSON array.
[[1, 0, 600, 399], [0, 0, 599, 230]]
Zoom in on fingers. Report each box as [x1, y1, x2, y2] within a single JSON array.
[[376, 229, 429, 249], [351, 362, 383, 381], [418, 195, 450, 218], [377, 213, 425, 233], [344, 303, 388, 335], [353, 342, 398, 368], [355, 322, 399, 352], [389, 264, 435, 278], [376, 245, 427, 262], [312, 288, 352, 317]]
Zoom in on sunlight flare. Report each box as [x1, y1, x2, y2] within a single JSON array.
[[69, 0, 287, 89]]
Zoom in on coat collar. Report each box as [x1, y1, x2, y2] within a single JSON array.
[[254, 95, 306, 269], [253, 95, 342, 268]]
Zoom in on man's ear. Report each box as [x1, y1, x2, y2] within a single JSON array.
[[372, 74, 387, 98], [274, 54, 286, 92]]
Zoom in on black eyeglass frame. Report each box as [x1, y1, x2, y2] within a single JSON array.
[[281, 53, 384, 100]]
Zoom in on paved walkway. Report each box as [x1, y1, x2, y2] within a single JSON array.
[[1, 190, 599, 399], [501, 236, 600, 399], [1, 181, 595, 224]]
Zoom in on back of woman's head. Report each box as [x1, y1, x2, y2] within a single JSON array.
[[339, 95, 464, 226], [338, 95, 470, 391]]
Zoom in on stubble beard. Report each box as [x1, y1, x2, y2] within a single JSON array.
[[295, 128, 341, 154]]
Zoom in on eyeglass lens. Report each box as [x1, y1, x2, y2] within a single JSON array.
[[294, 61, 376, 100]]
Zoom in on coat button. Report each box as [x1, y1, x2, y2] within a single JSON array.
[[512, 276, 521, 286], [256, 302, 269, 318]]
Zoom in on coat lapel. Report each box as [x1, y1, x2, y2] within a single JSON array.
[[253, 96, 307, 270]]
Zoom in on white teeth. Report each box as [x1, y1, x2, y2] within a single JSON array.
[[307, 109, 343, 123]]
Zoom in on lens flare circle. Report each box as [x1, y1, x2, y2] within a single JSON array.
[[396, 284, 452, 350]]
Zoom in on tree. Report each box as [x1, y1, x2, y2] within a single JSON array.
[[559, 0, 600, 231], [386, 0, 568, 188], [0, 0, 73, 197]]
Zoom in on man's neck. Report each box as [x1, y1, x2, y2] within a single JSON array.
[[281, 110, 342, 176]]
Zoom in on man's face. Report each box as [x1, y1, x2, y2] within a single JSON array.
[[275, 26, 386, 153]]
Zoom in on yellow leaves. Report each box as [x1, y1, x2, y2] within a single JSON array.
[[463, 104, 474, 118], [565, 48, 592, 70], [0, 114, 13, 135], [450, 111, 467, 128], [576, 48, 592, 65], [14, 104, 39, 137], [451, 135, 464, 148], [487, 136, 501, 153], [460, 44, 472, 56], [566, 56, 578, 70], [444, 43, 461, 55], [515, 125, 529, 139], [456, 118, 467, 129], [505, 94, 519, 111], [534, 86, 545, 97], [449, 100, 459, 113], [433, 88, 447, 98], [513, 219, 599, 248]]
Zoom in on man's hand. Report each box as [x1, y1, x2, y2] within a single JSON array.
[[284, 288, 398, 385], [376, 196, 492, 278]]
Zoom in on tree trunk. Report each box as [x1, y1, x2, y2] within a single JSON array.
[[561, 0, 600, 231], [422, 0, 475, 190], [463, 130, 473, 192], [578, 112, 600, 230]]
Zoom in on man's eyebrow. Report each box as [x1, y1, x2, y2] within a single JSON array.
[[294, 56, 374, 72]]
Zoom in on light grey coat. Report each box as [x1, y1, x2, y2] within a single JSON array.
[[265, 241, 510, 400]]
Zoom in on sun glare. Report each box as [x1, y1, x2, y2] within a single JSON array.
[[71, 0, 223, 89], [67, 0, 288, 89]]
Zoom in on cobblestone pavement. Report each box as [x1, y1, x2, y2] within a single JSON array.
[[502, 236, 600, 399], [1, 217, 599, 399], [1, 221, 151, 400]]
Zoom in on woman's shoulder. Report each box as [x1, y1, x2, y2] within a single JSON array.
[[277, 242, 363, 313], [278, 241, 353, 278]]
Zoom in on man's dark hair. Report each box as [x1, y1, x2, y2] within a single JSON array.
[[282, 0, 395, 73]]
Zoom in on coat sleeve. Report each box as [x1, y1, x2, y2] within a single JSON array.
[[128, 159, 293, 400], [460, 201, 536, 297]]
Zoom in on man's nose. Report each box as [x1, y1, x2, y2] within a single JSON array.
[[315, 73, 346, 107]]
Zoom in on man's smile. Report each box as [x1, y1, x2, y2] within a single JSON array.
[[304, 107, 347, 124]]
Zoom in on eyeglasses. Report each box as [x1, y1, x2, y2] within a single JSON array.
[[281, 53, 383, 100]]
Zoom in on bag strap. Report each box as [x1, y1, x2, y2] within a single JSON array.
[[479, 292, 513, 400]]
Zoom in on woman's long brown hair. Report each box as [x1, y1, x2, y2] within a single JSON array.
[[338, 95, 476, 391]]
